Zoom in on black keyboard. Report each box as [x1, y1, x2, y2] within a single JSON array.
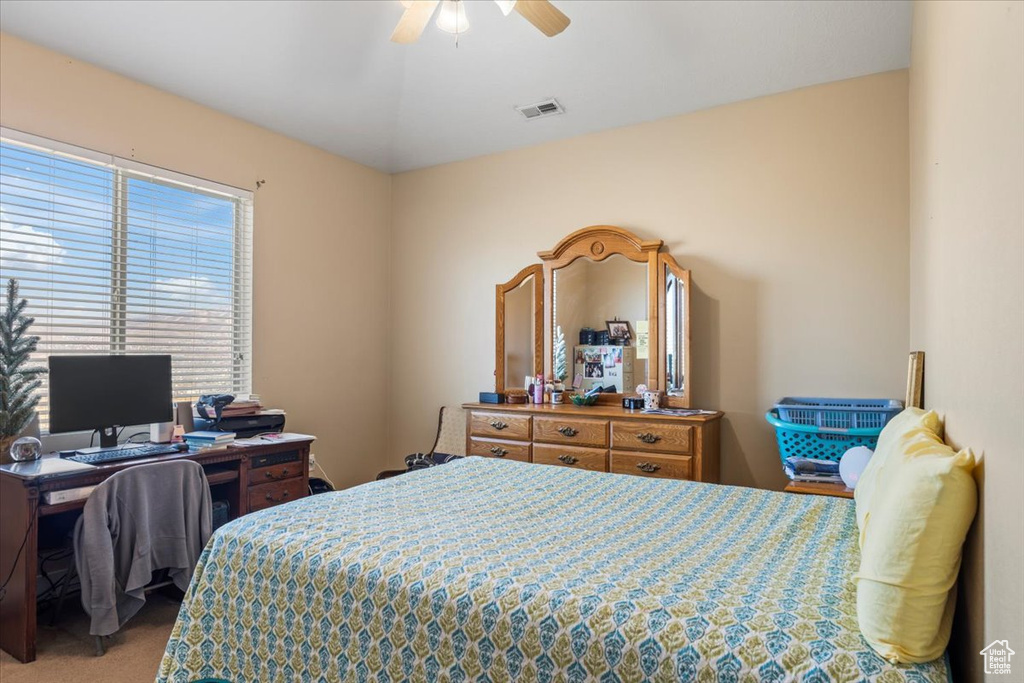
[[68, 444, 184, 465]]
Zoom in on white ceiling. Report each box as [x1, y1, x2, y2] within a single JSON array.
[[0, 1, 911, 173]]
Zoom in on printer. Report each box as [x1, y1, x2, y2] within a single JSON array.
[[194, 411, 286, 439]]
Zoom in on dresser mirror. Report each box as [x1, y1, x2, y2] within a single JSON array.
[[495, 264, 543, 392], [553, 255, 648, 394], [494, 225, 691, 407], [659, 254, 691, 404]]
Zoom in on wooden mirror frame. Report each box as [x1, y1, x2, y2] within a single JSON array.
[[538, 226, 662, 404], [495, 264, 544, 392], [494, 226, 694, 405], [658, 253, 692, 408]]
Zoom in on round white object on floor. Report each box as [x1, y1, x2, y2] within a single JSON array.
[[839, 446, 874, 489]]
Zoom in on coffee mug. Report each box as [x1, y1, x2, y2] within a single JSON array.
[[642, 391, 662, 410]]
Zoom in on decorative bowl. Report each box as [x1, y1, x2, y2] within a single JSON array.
[[9, 436, 42, 462], [570, 393, 598, 407]]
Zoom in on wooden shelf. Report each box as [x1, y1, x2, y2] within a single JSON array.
[[784, 480, 854, 499], [38, 499, 86, 517], [39, 468, 239, 517], [205, 468, 239, 486]]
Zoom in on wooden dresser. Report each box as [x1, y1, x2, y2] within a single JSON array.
[[462, 403, 722, 483]]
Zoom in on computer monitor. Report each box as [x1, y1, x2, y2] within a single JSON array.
[[48, 355, 173, 449]]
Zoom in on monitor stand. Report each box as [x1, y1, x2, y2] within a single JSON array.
[[74, 426, 121, 455]]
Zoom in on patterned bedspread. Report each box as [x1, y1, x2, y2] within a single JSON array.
[[157, 457, 949, 682]]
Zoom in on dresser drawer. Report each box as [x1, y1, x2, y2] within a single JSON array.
[[248, 461, 301, 486], [533, 417, 608, 448], [533, 443, 608, 472], [248, 478, 306, 512], [470, 411, 531, 440], [611, 420, 692, 454], [611, 452, 693, 481], [468, 437, 531, 462]]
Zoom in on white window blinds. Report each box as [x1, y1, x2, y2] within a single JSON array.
[[0, 129, 253, 430]]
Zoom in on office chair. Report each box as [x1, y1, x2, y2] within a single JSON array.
[[51, 460, 212, 655]]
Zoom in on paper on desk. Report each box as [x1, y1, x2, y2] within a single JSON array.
[[233, 432, 316, 447]]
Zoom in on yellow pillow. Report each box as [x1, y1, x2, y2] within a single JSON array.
[[854, 426, 977, 663], [855, 408, 943, 534]]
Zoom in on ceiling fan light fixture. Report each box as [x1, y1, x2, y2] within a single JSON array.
[[494, 0, 517, 16], [392, 0, 567, 44], [436, 0, 469, 35]]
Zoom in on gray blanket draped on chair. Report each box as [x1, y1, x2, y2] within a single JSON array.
[[73, 460, 212, 636]]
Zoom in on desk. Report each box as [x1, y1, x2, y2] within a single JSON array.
[[0, 437, 313, 663]]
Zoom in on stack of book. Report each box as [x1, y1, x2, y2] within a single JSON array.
[[783, 456, 843, 483], [184, 430, 236, 452], [220, 394, 263, 417]]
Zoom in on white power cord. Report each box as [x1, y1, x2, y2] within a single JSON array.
[[309, 454, 336, 490]]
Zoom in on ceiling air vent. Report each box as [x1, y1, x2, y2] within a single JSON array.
[[515, 98, 565, 121]]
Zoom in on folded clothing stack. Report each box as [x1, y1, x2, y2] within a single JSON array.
[[784, 456, 843, 483]]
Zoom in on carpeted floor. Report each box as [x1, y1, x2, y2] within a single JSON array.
[[0, 593, 180, 683]]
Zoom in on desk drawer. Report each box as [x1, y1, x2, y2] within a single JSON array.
[[533, 417, 608, 448], [611, 420, 692, 454], [468, 437, 531, 462], [248, 478, 306, 512], [250, 449, 301, 470], [611, 452, 693, 481], [533, 444, 607, 472], [470, 411, 531, 440], [248, 461, 301, 486]]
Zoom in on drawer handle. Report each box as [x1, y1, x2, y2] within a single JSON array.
[[557, 454, 579, 465], [264, 468, 289, 479], [636, 432, 661, 444], [489, 420, 509, 431], [489, 446, 509, 457], [265, 490, 290, 502], [557, 426, 578, 437], [636, 462, 661, 473]]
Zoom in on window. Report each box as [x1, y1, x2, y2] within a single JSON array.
[[0, 129, 253, 430]]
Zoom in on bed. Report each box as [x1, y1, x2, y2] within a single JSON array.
[[157, 457, 950, 682]]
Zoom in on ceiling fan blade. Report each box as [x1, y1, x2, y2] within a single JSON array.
[[494, 0, 516, 16], [391, 0, 440, 44], [514, 0, 570, 37]]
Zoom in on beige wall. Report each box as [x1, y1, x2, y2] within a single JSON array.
[[909, 2, 1024, 679], [0, 33, 392, 488], [390, 71, 911, 488]]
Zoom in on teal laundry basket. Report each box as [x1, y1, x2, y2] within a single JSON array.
[[766, 409, 883, 464], [774, 397, 903, 430]]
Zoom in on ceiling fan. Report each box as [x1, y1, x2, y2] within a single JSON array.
[[391, 0, 570, 44]]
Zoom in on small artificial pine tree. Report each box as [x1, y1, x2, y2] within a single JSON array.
[[0, 278, 46, 440], [554, 325, 567, 382]]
